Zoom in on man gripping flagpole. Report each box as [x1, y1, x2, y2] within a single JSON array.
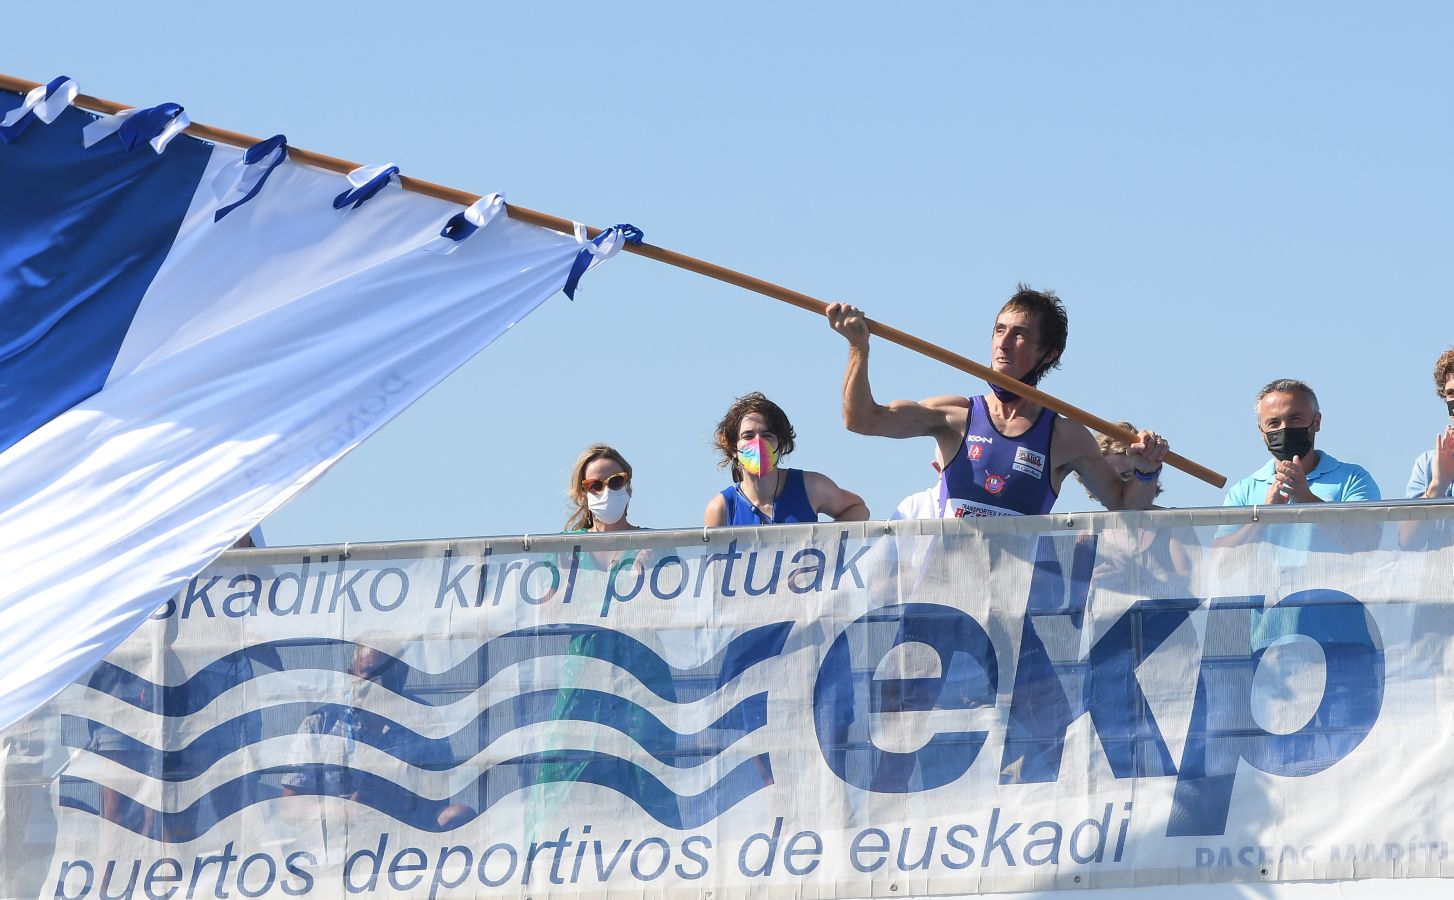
[[0, 72, 1223, 731]]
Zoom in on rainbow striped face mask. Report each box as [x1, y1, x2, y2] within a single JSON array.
[[737, 437, 778, 478]]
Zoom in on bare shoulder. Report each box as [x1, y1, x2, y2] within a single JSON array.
[[920, 394, 970, 411], [800, 469, 835, 491], [1052, 416, 1100, 471], [704, 491, 728, 525], [912, 394, 971, 434], [800, 469, 868, 520]]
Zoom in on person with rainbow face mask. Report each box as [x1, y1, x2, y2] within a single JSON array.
[[704, 392, 868, 526]]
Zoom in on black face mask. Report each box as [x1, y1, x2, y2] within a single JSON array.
[[1265, 426, 1314, 462], [1446, 398, 1454, 417]]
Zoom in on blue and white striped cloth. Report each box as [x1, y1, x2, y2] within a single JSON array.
[[0, 86, 592, 729]]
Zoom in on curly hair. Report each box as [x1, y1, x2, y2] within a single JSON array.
[[1082, 421, 1163, 498], [714, 392, 796, 482], [1434, 348, 1454, 397], [1095, 421, 1138, 458]]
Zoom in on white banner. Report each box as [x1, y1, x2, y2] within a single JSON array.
[[2, 503, 1452, 899]]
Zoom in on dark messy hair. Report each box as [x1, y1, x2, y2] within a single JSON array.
[[998, 283, 1068, 383], [714, 392, 797, 482]]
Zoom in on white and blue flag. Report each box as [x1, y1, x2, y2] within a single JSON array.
[[0, 86, 597, 730]]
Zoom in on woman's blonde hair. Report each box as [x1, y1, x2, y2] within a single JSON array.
[[1095, 421, 1138, 457], [564, 444, 633, 532], [1087, 421, 1163, 498]]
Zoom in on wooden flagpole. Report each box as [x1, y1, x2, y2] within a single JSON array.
[[0, 73, 1226, 488]]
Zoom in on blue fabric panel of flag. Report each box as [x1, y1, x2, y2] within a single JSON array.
[[0, 93, 210, 454]]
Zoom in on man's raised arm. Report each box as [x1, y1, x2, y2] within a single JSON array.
[[826, 303, 961, 449]]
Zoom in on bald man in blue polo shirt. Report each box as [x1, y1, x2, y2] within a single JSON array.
[[1224, 378, 1380, 507]]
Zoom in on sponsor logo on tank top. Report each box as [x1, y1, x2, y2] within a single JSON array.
[[966, 434, 993, 444], [984, 474, 1007, 494], [968, 444, 984, 460], [945, 497, 1022, 518], [1012, 446, 1046, 478]]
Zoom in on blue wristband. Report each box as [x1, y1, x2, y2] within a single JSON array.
[[1133, 466, 1162, 482]]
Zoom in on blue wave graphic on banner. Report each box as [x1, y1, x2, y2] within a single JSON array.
[[65, 690, 767, 778], [84, 622, 792, 715], [59, 751, 773, 840]]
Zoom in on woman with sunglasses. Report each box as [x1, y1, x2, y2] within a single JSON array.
[[541, 446, 649, 821], [705, 392, 869, 526], [564, 444, 642, 533]]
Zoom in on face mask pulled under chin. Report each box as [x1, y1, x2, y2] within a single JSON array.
[[1265, 426, 1314, 463], [988, 357, 1049, 403], [588, 486, 631, 525]]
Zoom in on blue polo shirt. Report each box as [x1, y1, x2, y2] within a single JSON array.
[[1405, 450, 1454, 499], [1223, 451, 1381, 507]]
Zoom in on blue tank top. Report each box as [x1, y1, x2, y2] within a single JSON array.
[[720, 468, 817, 525], [939, 395, 1057, 517]]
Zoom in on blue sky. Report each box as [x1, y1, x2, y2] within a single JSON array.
[[7, 3, 1451, 543]]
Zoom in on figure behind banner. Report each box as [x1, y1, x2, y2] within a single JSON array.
[[281, 643, 475, 829]]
